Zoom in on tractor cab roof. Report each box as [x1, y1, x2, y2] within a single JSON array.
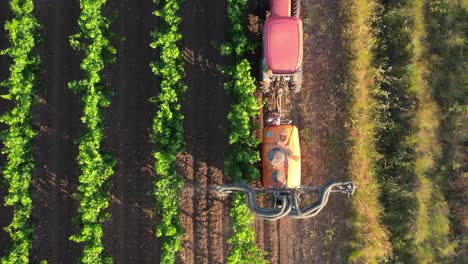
[[264, 17, 303, 74]]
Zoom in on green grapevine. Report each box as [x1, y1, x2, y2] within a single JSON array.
[[68, 0, 116, 263], [0, 0, 40, 263], [150, 0, 186, 263]]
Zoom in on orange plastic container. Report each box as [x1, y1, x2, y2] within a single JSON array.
[[262, 125, 301, 188]]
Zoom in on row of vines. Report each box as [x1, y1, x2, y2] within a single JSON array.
[[0, 0, 188, 262], [67, 0, 116, 263], [222, 0, 266, 263], [0, 1, 39, 263], [149, 0, 186, 263], [374, 0, 423, 260], [0, 1, 273, 263]]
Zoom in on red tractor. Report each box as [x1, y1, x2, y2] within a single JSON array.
[[260, 0, 303, 93], [215, 0, 355, 220]]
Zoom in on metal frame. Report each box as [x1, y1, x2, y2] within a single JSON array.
[[214, 181, 356, 220]]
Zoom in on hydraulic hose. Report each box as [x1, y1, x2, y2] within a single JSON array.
[[214, 181, 355, 220], [289, 181, 355, 219], [214, 183, 292, 220]]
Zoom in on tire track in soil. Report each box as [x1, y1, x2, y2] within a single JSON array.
[[178, 0, 231, 263], [278, 218, 294, 263], [31, 1, 82, 262], [102, 1, 160, 263], [290, 0, 351, 263], [206, 167, 226, 264], [263, 220, 279, 263], [0, 1, 13, 255], [178, 154, 194, 263], [193, 162, 209, 264]]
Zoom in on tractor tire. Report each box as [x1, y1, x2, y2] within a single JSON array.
[[291, 0, 301, 17], [259, 0, 269, 21]]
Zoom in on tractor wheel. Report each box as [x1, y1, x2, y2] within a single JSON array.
[[259, 0, 269, 20], [291, 0, 301, 17]]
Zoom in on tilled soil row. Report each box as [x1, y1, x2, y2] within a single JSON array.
[[102, 0, 160, 263], [31, 1, 82, 262], [178, 158, 229, 264], [177, 0, 232, 263]]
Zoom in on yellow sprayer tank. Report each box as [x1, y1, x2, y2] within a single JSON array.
[[262, 125, 301, 188]]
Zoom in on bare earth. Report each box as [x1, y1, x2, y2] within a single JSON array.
[[102, 0, 161, 263], [177, 0, 232, 263], [31, 0, 82, 262]]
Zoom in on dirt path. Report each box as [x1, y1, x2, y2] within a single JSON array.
[[30, 1, 83, 262], [0, 1, 12, 255], [102, 0, 160, 263], [254, 0, 352, 263], [289, 0, 351, 262], [177, 0, 232, 263]]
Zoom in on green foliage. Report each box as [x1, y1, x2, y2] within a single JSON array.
[[150, 0, 186, 263], [227, 195, 267, 264], [68, 1, 116, 263], [223, 1, 266, 263], [0, 1, 39, 263], [223, 0, 260, 184], [224, 59, 261, 182]]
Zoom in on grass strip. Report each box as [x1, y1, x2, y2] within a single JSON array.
[[425, 0, 467, 261], [68, 0, 116, 262], [0, 1, 39, 263], [374, 0, 457, 262], [339, 0, 392, 262], [409, 0, 454, 261], [149, 0, 186, 263]]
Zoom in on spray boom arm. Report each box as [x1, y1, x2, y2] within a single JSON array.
[[214, 181, 356, 220]]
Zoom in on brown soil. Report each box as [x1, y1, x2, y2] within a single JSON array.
[[101, 0, 161, 263], [293, 1, 352, 262], [4, 0, 161, 262], [177, 0, 232, 263], [30, 0, 83, 262]]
